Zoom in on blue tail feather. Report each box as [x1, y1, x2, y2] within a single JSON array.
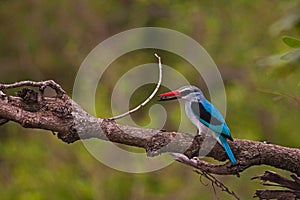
[[219, 136, 236, 164]]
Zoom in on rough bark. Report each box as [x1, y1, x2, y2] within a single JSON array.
[[0, 80, 299, 199]]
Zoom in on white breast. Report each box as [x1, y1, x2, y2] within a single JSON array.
[[185, 100, 209, 135]]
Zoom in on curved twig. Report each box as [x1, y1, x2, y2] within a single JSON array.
[[108, 53, 163, 120]]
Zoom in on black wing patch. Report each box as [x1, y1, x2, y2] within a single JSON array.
[[191, 101, 223, 126]]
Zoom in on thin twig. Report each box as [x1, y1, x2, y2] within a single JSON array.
[[0, 80, 66, 97], [170, 153, 240, 200], [257, 87, 300, 105], [194, 170, 240, 200], [109, 53, 163, 120]]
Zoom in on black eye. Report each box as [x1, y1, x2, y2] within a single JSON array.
[[181, 90, 192, 96]]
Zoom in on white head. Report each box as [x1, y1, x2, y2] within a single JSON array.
[[159, 85, 204, 101]]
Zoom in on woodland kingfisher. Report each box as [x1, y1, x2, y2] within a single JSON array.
[[159, 85, 236, 164]]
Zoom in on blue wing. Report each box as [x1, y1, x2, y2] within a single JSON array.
[[190, 98, 236, 164], [191, 98, 232, 140]]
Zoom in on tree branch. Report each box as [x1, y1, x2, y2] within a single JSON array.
[[1, 80, 300, 199], [254, 190, 300, 200], [0, 80, 300, 175], [252, 171, 300, 199]]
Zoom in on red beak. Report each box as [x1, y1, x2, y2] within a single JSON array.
[[159, 90, 180, 101]]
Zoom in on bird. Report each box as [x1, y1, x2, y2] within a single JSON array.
[[159, 85, 236, 164]]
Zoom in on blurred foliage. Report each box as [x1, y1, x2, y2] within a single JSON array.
[[1, 0, 300, 199], [282, 36, 300, 48]]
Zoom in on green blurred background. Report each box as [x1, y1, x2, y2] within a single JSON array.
[[1, 1, 300, 199]]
